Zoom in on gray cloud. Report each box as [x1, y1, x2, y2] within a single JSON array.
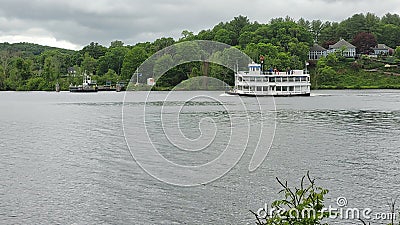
[[0, 0, 399, 49]]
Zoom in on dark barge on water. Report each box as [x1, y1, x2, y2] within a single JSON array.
[[69, 74, 98, 92]]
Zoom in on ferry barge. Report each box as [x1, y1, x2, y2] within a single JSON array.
[[69, 74, 98, 92]]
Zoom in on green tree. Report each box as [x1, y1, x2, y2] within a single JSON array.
[[288, 42, 310, 62], [226, 15, 251, 45], [381, 13, 400, 26], [154, 56, 187, 88], [377, 24, 400, 48], [297, 18, 310, 31], [238, 31, 256, 48], [94, 69, 120, 84], [0, 65, 4, 90], [213, 28, 234, 45], [180, 30, 194, 41], [5, 57, 33, 90], [319, 22, 341, 45], [81, 52, 97, 75], [196, 29, 214, 41], [318, 65, 338, 85], [39, 50, 71, 80], [209, 63, 233, 85], [310, 20, 324, 43], [251, 172, 331, 225], [121, 46, 148, 80], [25, 77, 47, 91], [188, 66, 201, 78], [110, 40, 124, 48], [43, 54, 61, 80], [173, 41, 204, 63], [97, 47, 128, 75], [365, 12, 380, 33], [274, 52, 292, 71], [394, 46, 400, 59], [253, 25, 270, 44], [342, 14, 367, 35], [80, 42, 107, 59], [153, 54, 174, 79], [315, 55, 339, 87], [0, 50, 13, 80], [243, 43, 263, 62], [267, 20, 313, 51], [151, 37, 175, 53]]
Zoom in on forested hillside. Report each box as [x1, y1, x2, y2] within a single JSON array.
[[1, 13, 400, 91]]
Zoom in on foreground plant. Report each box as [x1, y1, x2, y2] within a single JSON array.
[[250, 171, 331, 225]]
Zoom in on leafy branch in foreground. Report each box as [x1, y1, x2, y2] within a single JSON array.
[[250, 172, 331, 225], [251, 173, 400, 225]]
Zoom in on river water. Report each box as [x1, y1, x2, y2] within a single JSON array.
[[0, 90, 399, 224]]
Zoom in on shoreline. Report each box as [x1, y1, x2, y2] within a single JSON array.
[[2, 87, 400, 92]]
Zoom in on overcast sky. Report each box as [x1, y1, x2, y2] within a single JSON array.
[[0, 0, 399, 50]]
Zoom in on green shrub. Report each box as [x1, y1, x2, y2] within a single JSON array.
[[251, 172, 331, 225]]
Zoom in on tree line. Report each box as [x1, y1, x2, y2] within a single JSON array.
[[1, 13, 400, 91]]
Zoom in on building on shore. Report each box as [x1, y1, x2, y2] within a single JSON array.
[[327, 38, 356, 58], [371, 44, 393, 55], [308, 43, 327, 60]]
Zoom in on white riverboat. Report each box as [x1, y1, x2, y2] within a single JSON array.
[[228, 63, 311, 96]]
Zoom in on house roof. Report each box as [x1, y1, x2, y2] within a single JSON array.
[[310, 43, 327, 52], [329, 39, 356, 49], [67, 67, 76, 73], [372, 44, 392, 50]]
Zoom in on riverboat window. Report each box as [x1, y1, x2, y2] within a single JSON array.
[[289, 86, 294, 92], [289, 77, 295, 82], [276, 77, 282, 83], [250, 86, 255, 91], [244, 86, 249, 90], [282, 86, 288, 91], [250, 77, 255, 81], [262, 77, 268, 82], [257, 86, 262, 91], [256, 77, 262, 82], [295, 86, 300, 92], [263, 86, 268, 91], [269, 77, 275, 82], [276, 86, 282, 91], [301, 77, 306, 82], [282, 77, 288, 82], [295, 77, 300, 82]]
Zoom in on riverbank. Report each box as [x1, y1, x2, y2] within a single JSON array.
[[309, 56, 400, 90], [3, 59, 400, 91]]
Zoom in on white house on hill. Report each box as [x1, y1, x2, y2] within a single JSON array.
[[372, 44, 393, 55], [327, 38, 356, 58], [308, 43, 327, 60]]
